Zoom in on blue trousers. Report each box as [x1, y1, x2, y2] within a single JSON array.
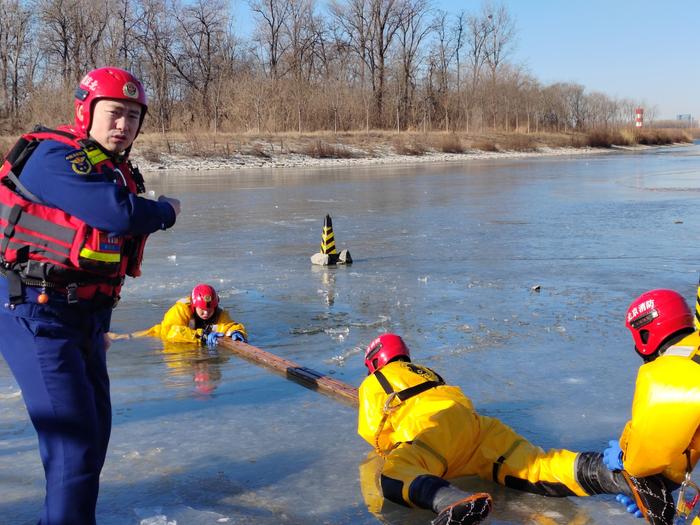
[[0, 278, 112, 525]]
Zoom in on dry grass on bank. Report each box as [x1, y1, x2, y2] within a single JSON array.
[[297, 140, 358, 158], [131, 130, 580, 161], [0, 128, 694, 162], [586, 128, 693, 148]]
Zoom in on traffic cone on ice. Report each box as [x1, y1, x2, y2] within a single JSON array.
[[311, 214, 352, 266], [321, 214, 337, 257]]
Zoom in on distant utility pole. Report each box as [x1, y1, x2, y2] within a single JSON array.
[[677, 114, 693, 128]]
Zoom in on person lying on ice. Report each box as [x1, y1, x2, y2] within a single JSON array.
[[602, 289, 700, 525], [135, 283, 247, 346], [358, 333, 675, 525]]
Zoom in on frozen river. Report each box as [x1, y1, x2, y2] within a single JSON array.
[[3, 143, 700, 524]]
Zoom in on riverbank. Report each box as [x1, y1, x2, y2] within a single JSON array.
[[131, 129, 691, 175], [0, 128, 691, 176], [133, 143, 608, 174]]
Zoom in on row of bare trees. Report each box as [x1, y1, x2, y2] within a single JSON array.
[[0, 0, 651, 134]]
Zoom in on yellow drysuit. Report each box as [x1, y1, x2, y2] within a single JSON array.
[[358, 360, 589, 508], [358, 451, 592, 524], [140, 297, 247, 343], [619, 331, 700, 484]]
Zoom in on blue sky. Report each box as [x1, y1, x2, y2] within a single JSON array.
[[233, 0, 700, 120], [459, 0, 700, 120]]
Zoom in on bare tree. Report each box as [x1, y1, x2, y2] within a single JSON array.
[[283, 0, 319, 131], [250, 0, 291, 79], [284, 0, 317, 81], [452, 9, 464, 95], [168, 0, 233, 129], [482, 1, 515, 128], [586, 90, 618, 129], [329, 0, 371, 128], [0, 0, 35, 121], [518, 74, 540, 133], [562, 82, 588, 129], [133, 0, 176, 132], [395, 0, 431, 130], [105, 0, 142, 67], [36, 0, 110, 82], [463, 8, 491, 131], [331, 0, 404, 127], [430, 10, 455, 130]]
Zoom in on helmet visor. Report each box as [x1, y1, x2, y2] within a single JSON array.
[[630, 309, 659, 330]]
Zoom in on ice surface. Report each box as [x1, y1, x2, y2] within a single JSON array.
[[2, 143, 700, 523]]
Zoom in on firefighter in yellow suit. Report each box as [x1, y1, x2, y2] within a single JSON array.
[[139, 283, 247, 345], [603, 289, 700, 525], [358, 334, 676, 525], [357, 451, 592, 525]]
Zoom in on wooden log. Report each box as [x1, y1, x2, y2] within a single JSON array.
[[218, 338, 359, 406]]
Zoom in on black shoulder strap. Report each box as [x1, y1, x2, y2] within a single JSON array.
[[395, 380, 443, 401], [32, 124, 76, 140], [5, 136, 38, 175], [374, 369, 444, 402], [2, 129, 45, 203], [4, 125, 78, 177], [374, 370, 394, 394], [128, 161, 146, 194]]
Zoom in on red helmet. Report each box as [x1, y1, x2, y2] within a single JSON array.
[[191, 284, 219, 310], [74, 67, 148, 136], [364, 333, 410, 374], [625, 289, 693, 358]]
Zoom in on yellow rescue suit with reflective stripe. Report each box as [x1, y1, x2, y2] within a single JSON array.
[[141, 297, 247, 343], [357, 451, 592, 524], [619, 331, 700, 483], [358, 361, 588, 507]]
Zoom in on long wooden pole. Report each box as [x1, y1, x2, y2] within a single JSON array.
[[218, 338, 359, 406]]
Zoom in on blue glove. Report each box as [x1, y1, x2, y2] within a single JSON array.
[[603, 440, 624, 471], [616, 493, 643, 518], [230, 331, 247, 342], [205, 332, 224, 346]]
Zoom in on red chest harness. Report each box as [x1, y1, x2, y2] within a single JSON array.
[[0, 126, 148, 305]]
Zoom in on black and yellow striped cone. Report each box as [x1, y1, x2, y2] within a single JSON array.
[[310, 214, 352, 266], [321, 214, 338, 255]]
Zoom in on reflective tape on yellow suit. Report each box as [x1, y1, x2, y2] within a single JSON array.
[[358, 361, 587, 508]]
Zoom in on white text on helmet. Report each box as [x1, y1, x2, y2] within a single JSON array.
[[627, 299, 655, 322], [82, 75, 99, 91], [366, 336, 382, 358]]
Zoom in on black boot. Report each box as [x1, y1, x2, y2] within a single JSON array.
[[623, 472, 677, 525], [430, 485, 492, 525], [575, 452, 676, 525]]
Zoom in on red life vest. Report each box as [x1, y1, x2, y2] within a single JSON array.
[[0, 126, 148, 301]]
